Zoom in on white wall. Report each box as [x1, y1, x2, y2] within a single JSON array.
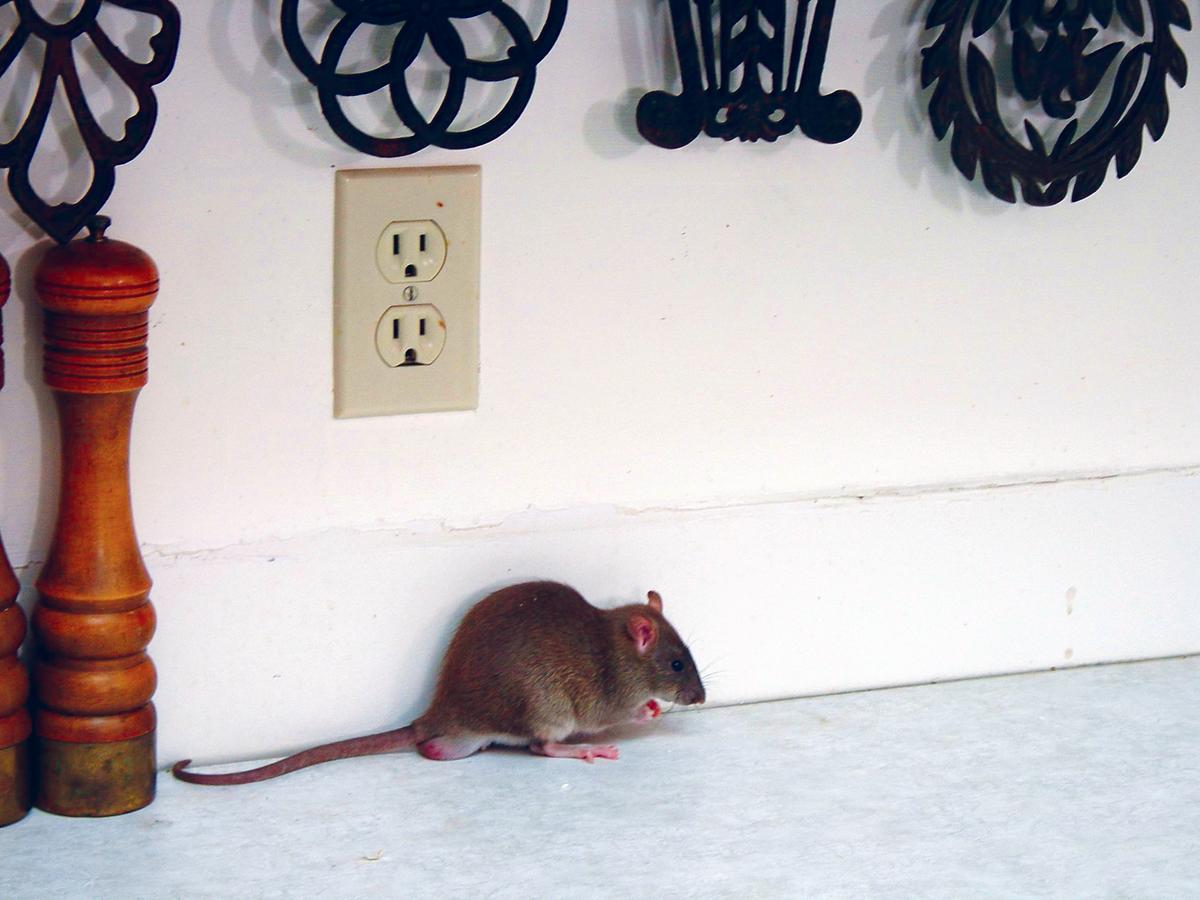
[[1, 1, 1198, 764]]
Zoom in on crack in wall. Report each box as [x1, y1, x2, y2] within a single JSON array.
[[137, 462, 1200, 564], [11, 462, 1198, 571]]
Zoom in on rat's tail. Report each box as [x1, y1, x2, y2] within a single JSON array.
[[171, 725, 417, 785]]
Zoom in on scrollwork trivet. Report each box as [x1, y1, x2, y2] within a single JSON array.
[[636, 0, 861, 148], [280, 0, 568, 156], [921, 0, 1191, 204], [0, 0, 180, 243]]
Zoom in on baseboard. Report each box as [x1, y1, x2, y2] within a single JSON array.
[[105, 467, 1200, 764]]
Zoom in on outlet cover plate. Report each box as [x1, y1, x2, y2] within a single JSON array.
[[333, 166, 480, 418]]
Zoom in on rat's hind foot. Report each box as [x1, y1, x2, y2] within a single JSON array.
[[418, 735, 487, 761], [529, 741, 620, 763]]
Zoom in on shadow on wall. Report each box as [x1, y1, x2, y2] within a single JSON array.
[[582, 0, 670, 159], [204, 0, 1019, 212], [206, 0, 352, 166], [0, 25, 84, 237], [865, 0, 1031, 215], [12, 244, 57, 571], [593, 0, 1009, 212]]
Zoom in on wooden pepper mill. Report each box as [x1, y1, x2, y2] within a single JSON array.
[[0, 252, 33, 826], [32, 217, 158, 816]]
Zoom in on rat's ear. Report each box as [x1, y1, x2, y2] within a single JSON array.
[[626, 613, 658, 655], [646, 590, 663, 613]]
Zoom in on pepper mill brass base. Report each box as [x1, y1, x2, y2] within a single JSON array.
[[36, 734, 155, 818], [0, 741, 31, 825]]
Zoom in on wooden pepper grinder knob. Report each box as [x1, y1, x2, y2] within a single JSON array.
[[32, 216, 158, 816], [0, 252, 33, 826]]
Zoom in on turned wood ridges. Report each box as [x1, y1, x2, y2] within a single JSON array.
[[0, 252, 32, 825], [32, 216, 158, 816]]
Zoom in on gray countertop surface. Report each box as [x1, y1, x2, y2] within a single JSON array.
[[4, 656, 1197, 899]]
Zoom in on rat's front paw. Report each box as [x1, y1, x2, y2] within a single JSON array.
[[632, 700, 662, 724]]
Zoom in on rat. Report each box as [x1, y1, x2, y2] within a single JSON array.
[[172, 580, 705, 784]]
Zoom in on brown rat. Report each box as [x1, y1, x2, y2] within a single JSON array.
[[172, 581, 705, 784]]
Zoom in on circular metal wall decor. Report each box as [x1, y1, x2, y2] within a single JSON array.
[[636, 0, 862, 149], [0, 0, 181, 244], [280, 0, 568, 157], [921, 0, 1191, 205]]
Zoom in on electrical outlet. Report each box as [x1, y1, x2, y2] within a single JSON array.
[[377, 220, 447, 284], [376, 304, 446, 366], [333, 166, 480, 418]]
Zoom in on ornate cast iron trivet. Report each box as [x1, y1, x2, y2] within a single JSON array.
[[280, 0, 568, 157], [636, 0, 862, 148], [0, 0, 181, 244], [921, 0, 1191, 204]]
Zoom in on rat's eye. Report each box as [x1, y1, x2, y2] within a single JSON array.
[[671, 659, 684, 672]]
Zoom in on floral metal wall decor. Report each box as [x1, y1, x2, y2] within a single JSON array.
[[636, 0, 862, 148], [0, 0, 181, 244], [280, 0, 568, 157], [921, 0, 1191, 204]]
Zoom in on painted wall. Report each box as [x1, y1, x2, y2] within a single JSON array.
[[0, 1, 1197, 764]]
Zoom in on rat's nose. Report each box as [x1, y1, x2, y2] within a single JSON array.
[[680, 685, 706, 705]]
